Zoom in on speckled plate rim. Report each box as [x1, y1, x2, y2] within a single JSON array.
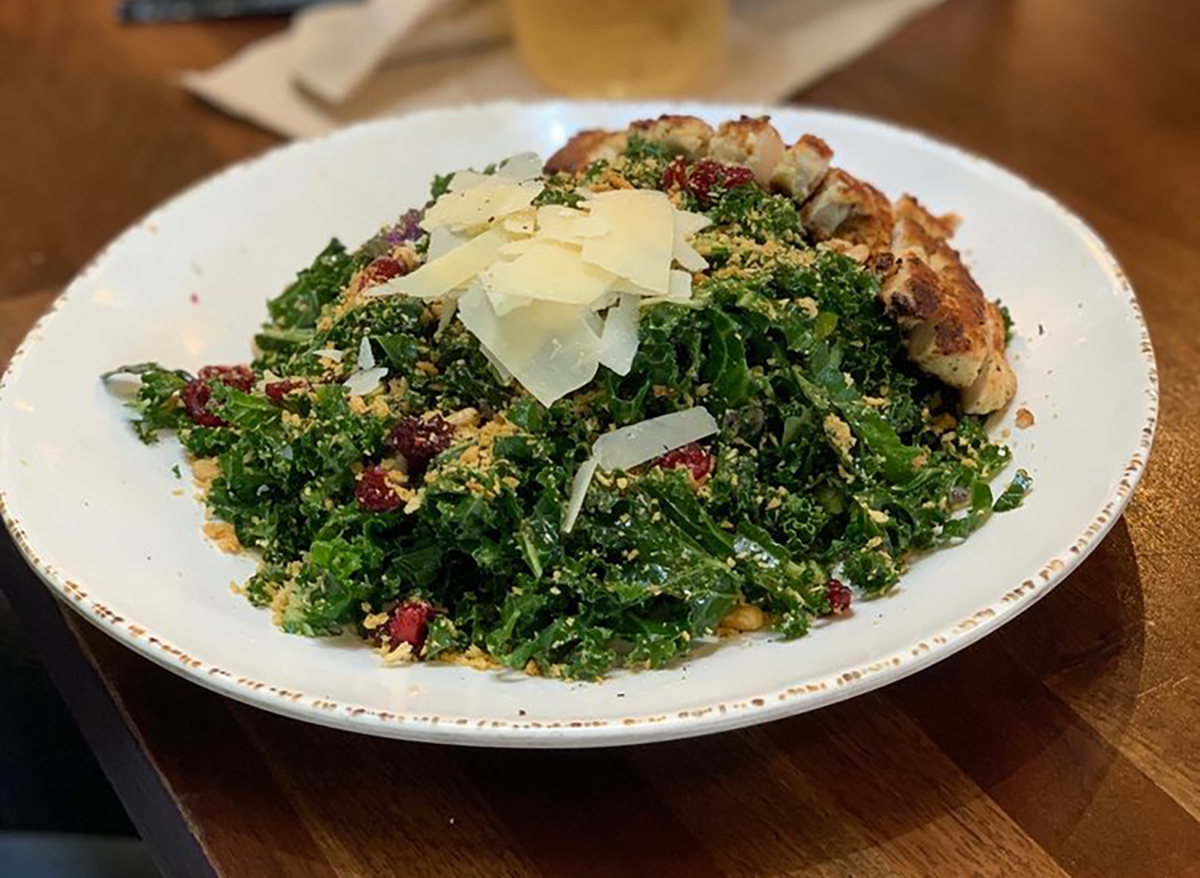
[[0, 101, 1158, 747]]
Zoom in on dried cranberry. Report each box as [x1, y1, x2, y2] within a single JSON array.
[[661, 158, 754, 204], [383, 599, 434, 652], [264, 378, 305, 403], [181, 381, 222, 427], [388, 415, 455, 473], [685, 160, 755, 205], [661, 156, 689, 191], [355, 465, 402, 512], [197, 364, 254, 392], [182, 364, 255, 426], [655, 442, 715, 484], [358, 256, 406, 290], [825, 579, 852, 615]]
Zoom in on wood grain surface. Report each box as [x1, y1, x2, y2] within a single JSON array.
[[2, 1, 1198, 876]]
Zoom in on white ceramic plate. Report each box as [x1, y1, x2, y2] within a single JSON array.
[[0, 102, 1157, 747]]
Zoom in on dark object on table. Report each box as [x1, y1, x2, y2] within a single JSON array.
[[0, 834, 160, 878], [116, 0, 353, 23]]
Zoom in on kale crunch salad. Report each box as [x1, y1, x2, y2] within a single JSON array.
[[105, 115, 1029, 680]]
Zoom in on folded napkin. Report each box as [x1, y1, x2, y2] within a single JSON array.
[[183, 0, 945, 139]]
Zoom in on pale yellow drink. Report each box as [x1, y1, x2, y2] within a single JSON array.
[[508, 0, 728, 98]]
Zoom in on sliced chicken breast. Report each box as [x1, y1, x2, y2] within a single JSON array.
[[545, 118, 1016, 414], [707, 116, 785, 187], [879, 196, 997, 392], [798, 168, 894, 252], [769, 134, 833, 203], [628, 114, 715, 158], [544, 129, 628, 174]]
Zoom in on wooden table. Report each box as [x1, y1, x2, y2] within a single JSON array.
[[2, 1, 1198, 875]]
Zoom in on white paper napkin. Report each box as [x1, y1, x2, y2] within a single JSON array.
[[182, 0, 945, 139]]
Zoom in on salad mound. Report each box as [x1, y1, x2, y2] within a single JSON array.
[[106, 121, 1029, 680]]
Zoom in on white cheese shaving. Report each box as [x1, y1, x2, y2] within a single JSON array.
[[447, 170, 493, 192], [343, 366, 388, 397], [357, 336, 375, 371], [561, 407, 719, 532], [673, 240, 707, 273], [497, 151, 544, 182], [422, 179, 543, 231], [370, 227, 508, 300], [580, 189, 674, 294], [502, 208, 537, 236], [537, 205, 609, 244], [457, 287, 603, 408], [479, 342, 513, 383], [598, 293, 640, 376], [672, 210, 711, 273], [312, 348, 344, 362], [426, 225, 469, 261], [612, 270, 694, 302], [561, 456, 600, 535], [486, 290, 532, 317], [497, 238, 537, 257], [588, 290, 619, 312], [668, 269, 694, 300], [437, 291, 461, 334], [483, 240, 615, 310], [593, 407, 719, 472]]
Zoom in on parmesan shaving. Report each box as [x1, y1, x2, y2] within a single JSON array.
[[537, 205, 609, 244], [426, 225, 469, 261], [598, 293, 640, 376], [343, 366, 388, 397], [457, 287, 603, 408], [561, 455, 600, 535], [502, 208, 537, 236], [370, 227, 508, 300], [668, 269, 694, 300], [357, 336, 375, 371], [498, 238, 537, 257], [593, 407, 719, 472], [497, 151, 544, 182], [673, 211, 711, 272], [580, 190, 674, 294], [562, 407, 719, 533], [422, 179, 543, 231], [368, 154, 713, 408], [483, 240, 615, 310]]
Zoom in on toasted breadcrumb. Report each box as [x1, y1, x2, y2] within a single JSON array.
[[203, 521, 242, 553]]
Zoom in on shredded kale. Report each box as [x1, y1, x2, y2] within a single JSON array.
[[267, 240, 368, 332], [102, 141, 1030, 679], [429, 172, 454, 201], [101, 362, 192, 442]]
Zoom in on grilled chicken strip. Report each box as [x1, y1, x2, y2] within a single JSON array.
[[707, 116, 785, 187], [544, 116, 1016, 414], [769, 134, 833, 202], [544, 129, 628, 174], [798, 180, 1014, 412], [800, 168, 895, 254], [628, 114, 714, 158]]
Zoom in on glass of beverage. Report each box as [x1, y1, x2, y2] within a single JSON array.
[[508, 0, 729, 98]]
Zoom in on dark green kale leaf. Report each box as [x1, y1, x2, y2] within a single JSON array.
[[705, 184, 802, 244], [993, 468, 1032, 513], [101, 362, 193, 443], [267, 239, 367, 332]]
